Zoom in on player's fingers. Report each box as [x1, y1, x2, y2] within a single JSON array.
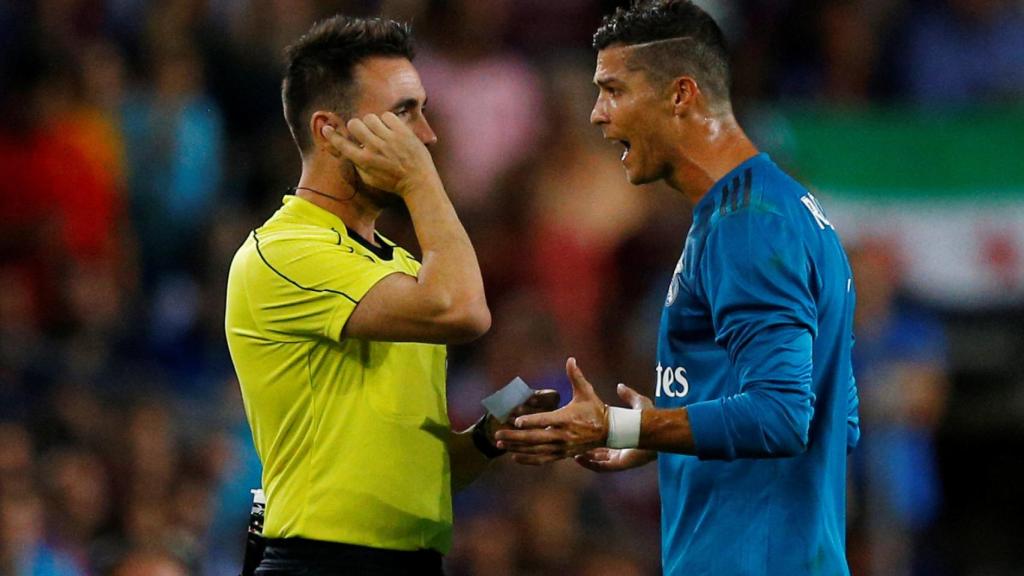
[[511, 409, 564, 430], [322, 126, 370, 163], [564, 444, 598, 459], [346, 118, 386, 150], [494, 427, 563, 446], [617, 383, 652, 410], [499, 442, 564, 456], [566, 357, 596, 398], [582, 447, 612, 462], [574, 454, 614, 472]]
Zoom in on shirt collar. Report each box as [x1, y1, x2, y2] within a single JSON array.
[[280, 195, 396, 260], [280, 194, 348, 233]]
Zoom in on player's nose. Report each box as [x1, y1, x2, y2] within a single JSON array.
[[590, 100, 608, 125]]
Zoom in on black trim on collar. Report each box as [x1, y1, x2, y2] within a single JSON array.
[[345, 226, 395, 261]]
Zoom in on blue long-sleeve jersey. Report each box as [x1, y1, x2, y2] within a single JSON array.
[[655, 153, 859, 575]]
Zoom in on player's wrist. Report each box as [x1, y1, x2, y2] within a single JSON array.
[[606, 406, 643, 449], [600, 403, 610, 446], [471, 414, 505, 459]]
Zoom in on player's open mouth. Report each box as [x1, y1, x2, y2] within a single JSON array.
[[619, 140, 631, 161]]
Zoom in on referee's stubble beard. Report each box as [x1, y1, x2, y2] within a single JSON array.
[[338, 157, 405, 211]]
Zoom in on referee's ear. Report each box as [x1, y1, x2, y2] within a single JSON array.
[[310, 110, 349, 157]]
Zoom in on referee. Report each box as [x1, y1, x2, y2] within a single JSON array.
[[225, 15, 544, 576]]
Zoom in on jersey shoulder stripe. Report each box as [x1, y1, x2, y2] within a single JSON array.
[[252, 229, 360, 304], [717, 167, 753, 217]]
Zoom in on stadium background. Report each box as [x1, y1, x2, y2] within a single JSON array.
[[1, 0, 1022, 574]]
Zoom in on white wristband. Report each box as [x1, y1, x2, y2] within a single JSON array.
[[606, 407, 642, 449]]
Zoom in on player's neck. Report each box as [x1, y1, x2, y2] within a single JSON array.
[[667, 116, 759, 204], [296, 163, 382, 242]]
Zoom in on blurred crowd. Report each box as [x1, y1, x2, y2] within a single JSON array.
[[1, 0, 1022, 575]]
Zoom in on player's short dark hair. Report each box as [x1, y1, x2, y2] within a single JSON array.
[[282, 16, 414, 153], [593, 0, 731, 107]]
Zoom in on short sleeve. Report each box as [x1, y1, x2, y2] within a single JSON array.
[[249, 232, 403, 341]]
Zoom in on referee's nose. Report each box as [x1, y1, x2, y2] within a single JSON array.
[[415, 117, 438, 148]]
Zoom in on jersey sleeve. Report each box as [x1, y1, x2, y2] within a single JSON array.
[[846, 373, 860, 454], [250, 233, 403, 341], [846, 331, 861, 453], [685, 209, 818, 460]]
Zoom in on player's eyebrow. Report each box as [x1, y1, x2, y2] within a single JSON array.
[[594, 76, 620, 88]]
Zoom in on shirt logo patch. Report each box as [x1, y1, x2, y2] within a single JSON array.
[[665, 254, 685, 307]]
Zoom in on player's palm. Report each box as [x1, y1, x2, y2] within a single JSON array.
[[575, 447, 656, 473]]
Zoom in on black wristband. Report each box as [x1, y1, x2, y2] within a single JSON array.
[[471, 415, 506, 459]]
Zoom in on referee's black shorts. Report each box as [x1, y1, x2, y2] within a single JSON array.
[[254, 537, 445, 576]]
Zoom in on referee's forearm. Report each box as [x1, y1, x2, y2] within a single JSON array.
[[402, 180, 489, 333]]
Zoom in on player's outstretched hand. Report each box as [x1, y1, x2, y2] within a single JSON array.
[[495, 358, 609, 466], [321, 113, 440, 197]]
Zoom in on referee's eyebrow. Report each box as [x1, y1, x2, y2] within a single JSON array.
[[391, 96, 427, 113]]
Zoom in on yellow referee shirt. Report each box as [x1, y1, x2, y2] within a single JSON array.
[[225, 195, 452, 553]]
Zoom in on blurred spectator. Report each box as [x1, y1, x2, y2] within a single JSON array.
[[0, 484, 84, 576], [767, 0, 904, 103], [121, 35, 224, 286], [504, 0, 605, 58], [446, 290, 568, 429], [109, 548, 188, 576], [40, 447, 115, 569], [202, 0, 340, 209], [445, 513, 521, 576], [415, 0, 546, 215], [575, 551, 646, 576], [898, 0, 1024, 104], [848, 239, 951, 576], [0, 38, 128, 332], [524, 60, 651, 374], [0, 268, 49, 421], [0, 423, 35, 482]]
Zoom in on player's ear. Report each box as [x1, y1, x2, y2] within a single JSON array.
[[310, 110, 348, 153], [671, 76, 699, 117]]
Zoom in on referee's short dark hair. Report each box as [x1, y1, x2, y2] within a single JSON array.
[[594, 0, 731, 109], [282, 16, 414, 153]]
